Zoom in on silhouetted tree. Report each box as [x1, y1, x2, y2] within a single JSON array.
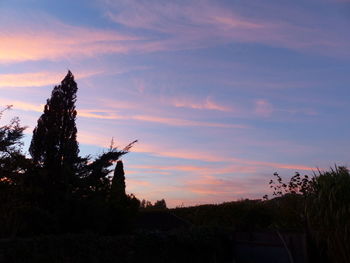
[[110, 160, 126, 203], [153, 199, 167, 210], [0, 72, 141, 236], [29, 71, 79, 195], [139, 199, 167, 210], [77, 140, 136, 200], [0, 106, 37, 237], [0, 106, 27, 181], [140, 199, 153, 209]]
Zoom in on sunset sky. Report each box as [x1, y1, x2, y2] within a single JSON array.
[[1, 0, 349, 207]]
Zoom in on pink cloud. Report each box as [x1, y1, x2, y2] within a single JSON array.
[[170, 97, 232, 112], [0, 71, 102, 88], [128, 164, 257, 177], [77, 109, 126, 120], [230, 157, 315, 171], [75, 134, 317, 172], [132, 115, 246, 128], [184, 175, 268, 199], [0, 98, 43, 112], [126, 178, 152, 187], [0, 16, 139, 63], [3, 97, 243, 129]]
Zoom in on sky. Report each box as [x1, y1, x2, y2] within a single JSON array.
[[1, 0, 349, 207]]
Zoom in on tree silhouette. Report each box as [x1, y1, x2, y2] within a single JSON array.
[[153, 199, 167, 209], [29, 71, 79, 195], [110, 160, 126, 203], [77, 148, 127, 200], [0, 106, 28, 182], [0, 72, 142, 236]]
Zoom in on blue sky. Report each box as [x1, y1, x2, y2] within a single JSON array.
[[1, 0, 349, 206]]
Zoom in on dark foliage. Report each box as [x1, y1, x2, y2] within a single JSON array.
[[172, 199, 274, 231], [0, 72, 139, 237], [30, 71, 79, 169], [110, 160, 126, 203], [140, 198, 167, 210]]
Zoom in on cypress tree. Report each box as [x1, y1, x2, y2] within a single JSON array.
[[110, 160, 127, 203], [29, 71, 79, 191]]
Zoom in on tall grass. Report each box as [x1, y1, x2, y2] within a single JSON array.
[[306, 166, 350, 263]]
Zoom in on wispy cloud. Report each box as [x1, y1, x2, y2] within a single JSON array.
[[102, 0, 350, 57], [3, 97, 243, 128], [230, 157, 316, 171], [3, 0, 348, 65], [0, 14, 139, 63], [0, 70, 102, 88], [183, 175, 268, 199], [132, 115, 246, 128], [77, 133, 317, 171], [254, 99, 274, 118], [128, 164, 258, 176], [105, 0, 263, 32], [170, 97, 232, 112], [0, 98, 43, 112]]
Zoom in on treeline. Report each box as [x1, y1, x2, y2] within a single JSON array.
[[172, 168, 350, 263], [0, 71, 143, 237]]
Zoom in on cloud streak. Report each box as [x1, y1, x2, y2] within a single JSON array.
[[170, 97, 232, 112], [3, 95, 245, 129], [3, 0, 348, 66], [0, 71, 102, 88], [0, 15, 139, 63], [103, 0, 350, 57]]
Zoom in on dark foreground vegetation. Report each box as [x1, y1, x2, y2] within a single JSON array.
[[173, 168, 350, 262], [0, 72, 349, 263]]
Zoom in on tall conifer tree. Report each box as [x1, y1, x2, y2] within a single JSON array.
[[110, 160, 126, 203], [29, 71, 79, 188]]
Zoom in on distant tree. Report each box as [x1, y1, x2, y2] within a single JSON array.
[[29, 71, 79, 194], [154, 199, 167, 209], [139, 198, 167, 210], [140, 199, 152, 209]]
